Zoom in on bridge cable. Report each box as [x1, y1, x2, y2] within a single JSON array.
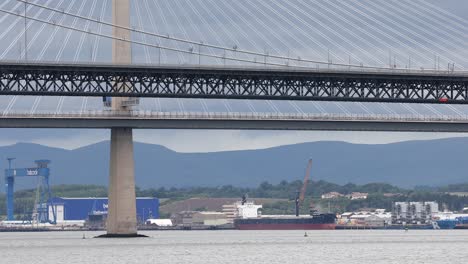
[[54, 0, 92, 115], [389, 0, 468, 48], [239, 0, 324, 62], [179, 0, 230, 112], [216, 0, 282, 56], [0, 0, 53, 59], [350, 0, 463, 70], [0, 7, 313, 69], [423, 104, 443, 118], [379, 103, 398, 115], [323, 0, 426, 68], [334, 102, 352, 117], [3, 96, 18, 116], [231, 0, 298, 59], [444, 105, 465, 118], [252, 0, 342, 63], [400, 103, 420, 117], [3, 0, 67, 116], [417, 0, 468, 29], [142, 0, 165, 64], [35, 0, 73, 61], [154, 0, 185, 64], [13, 0, 420, 71], [27, 0, 64, 60], [365, 0, 465, 68], [337, 1, 440, 69], [0, 1, 29, 57], [302, 0, 390, 67], [71, 0, 99, 62], [81, 0, 108, 114], [3, 0, 464, 72], [274, 0, 385, 66], [134, 0, 151, 64], [17, 0, 307, 66], [135, 0, 156, 111]]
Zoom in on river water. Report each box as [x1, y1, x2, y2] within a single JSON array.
[[0, 230, 467, 264]]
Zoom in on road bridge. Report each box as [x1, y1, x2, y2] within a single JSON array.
[[2, 111, 468, 132]]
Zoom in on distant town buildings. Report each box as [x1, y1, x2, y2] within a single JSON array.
[[320, 192, 369, 200], [321, 192, 344, 199], [349, 192, 368, 200], [383, 193, 403, 198]]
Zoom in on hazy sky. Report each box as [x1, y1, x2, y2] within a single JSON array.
[[1, 0, 468, 152]]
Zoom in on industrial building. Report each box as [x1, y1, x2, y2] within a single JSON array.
[[339, 209, 392, 227], [172, 211, 229, 226], [392, 201, 439, 224], [48, 197, 159, 223]]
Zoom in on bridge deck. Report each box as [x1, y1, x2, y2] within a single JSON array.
[[2, 111, 468, 132], [1, 62, 468, 104]]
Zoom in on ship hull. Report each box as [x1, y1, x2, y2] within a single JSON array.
[[234, 214, 337, 230], [236, 223, 336, 230]]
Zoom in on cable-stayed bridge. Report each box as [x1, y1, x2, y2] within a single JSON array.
[[2, 0, 468, 236], [2, 0, 468, 118]]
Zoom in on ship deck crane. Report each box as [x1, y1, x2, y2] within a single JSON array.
[[4, 159, 57, 224], [295, 159, 312, 217]]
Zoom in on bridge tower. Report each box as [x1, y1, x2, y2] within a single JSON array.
[[106, 0, 138, 237]]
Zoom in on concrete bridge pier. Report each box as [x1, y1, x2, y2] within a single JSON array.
[[106, 127, 138, 236]]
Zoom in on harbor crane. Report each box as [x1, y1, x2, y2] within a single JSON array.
[[295, 159, 313, 217], [4, 159, 57, 224]]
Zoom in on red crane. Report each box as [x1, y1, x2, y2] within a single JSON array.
[[300, 159, 312, 203], [295, 159, 312, 216]]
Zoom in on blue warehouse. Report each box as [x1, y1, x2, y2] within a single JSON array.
[[49, 197, 159, 223]]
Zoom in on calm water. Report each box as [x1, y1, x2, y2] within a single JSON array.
[[1, 230, 467, 264]]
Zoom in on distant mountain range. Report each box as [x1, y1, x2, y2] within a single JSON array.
[[1, 137, 468, 189]]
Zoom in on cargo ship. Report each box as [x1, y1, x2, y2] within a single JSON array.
[[434, 214, 468, 229], [233, 160, 336, 230], [435, 219, 458, 229], [454, 216, 468, 229], [234, 213, 336, 230]]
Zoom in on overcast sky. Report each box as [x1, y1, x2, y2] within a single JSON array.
[[1, 0, 468, 152]]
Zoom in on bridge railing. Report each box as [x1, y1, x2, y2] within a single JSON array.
[[3, 111, 468, 123], [2, 60, 465, 76]]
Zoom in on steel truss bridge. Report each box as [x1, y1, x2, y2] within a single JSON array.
[[1, 62, 468, 104]]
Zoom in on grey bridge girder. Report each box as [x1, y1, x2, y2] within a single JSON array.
[[1, 62, 468, 104], [2, 117, 468, 132]]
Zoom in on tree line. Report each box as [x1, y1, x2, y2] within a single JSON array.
[[0, 181, 467, 218]]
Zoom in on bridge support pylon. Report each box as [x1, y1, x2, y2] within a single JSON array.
[[101, 0, 141, 238], [106, 127, 138, 237]]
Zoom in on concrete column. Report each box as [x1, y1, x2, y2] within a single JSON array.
[[112, 0, 132, 111], [105, 0, 138, 236], [107, 127, 137, 236]]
